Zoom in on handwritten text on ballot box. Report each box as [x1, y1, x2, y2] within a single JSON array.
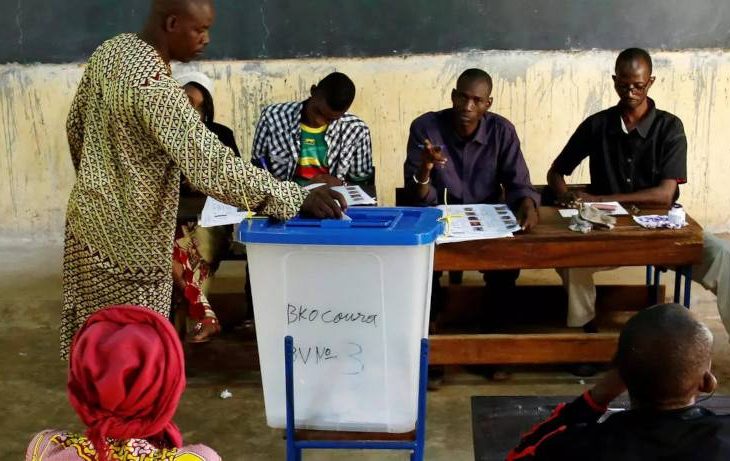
[[238, 208, 443, 432]]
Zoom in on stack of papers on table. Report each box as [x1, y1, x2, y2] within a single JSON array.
[[559, 201, 629, 218], [199, 197, 253, 227], [303, 183, 377, 206], [436, 204, 520, 244]]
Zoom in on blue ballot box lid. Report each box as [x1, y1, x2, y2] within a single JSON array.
[[238, 207, 444, 246]]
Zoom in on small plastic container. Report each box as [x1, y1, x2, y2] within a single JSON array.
[[668, 203, 686, 227], [238, 207, 443, 432]]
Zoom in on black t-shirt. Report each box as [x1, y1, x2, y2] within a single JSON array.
[[510, 393, 730, 461], [552, 99, 687, 196]]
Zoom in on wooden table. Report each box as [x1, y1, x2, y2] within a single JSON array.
[[429, 206, 704, 365]]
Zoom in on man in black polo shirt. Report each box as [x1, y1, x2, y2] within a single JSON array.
[[547, 48, 687, 331]]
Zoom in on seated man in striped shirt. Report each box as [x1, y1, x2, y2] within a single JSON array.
[[251, 72, 374, 186]]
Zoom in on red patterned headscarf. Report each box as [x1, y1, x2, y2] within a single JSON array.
[[67, 305, 185, 460]]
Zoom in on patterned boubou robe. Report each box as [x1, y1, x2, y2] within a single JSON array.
[[61, 33, 306, 358]]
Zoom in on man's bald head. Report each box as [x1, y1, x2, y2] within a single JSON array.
[[151, 0, 213, 17], [616, 303, 715, 409], [145, 0, 214, 63]]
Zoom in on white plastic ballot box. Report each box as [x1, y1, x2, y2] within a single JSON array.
[[238, 207, 443, 432]]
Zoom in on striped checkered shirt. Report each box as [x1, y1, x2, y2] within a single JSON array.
[[251, 101, 374, 182]]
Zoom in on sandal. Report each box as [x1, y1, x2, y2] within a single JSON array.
[[187, 317, 221, 343]]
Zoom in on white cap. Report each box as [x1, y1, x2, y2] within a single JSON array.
[[175, 71, 214, 98]]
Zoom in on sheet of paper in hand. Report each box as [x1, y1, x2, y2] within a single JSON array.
[[199, 197, 253, 227], [436, 204, 519, 243]]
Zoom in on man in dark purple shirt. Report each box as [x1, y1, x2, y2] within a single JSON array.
[[403, 69, 539, 385], [403, 68, 540, 224]]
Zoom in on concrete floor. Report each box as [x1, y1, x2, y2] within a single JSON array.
[[2, 242, 730, 460]]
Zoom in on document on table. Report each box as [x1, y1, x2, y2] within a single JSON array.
[[198, 197, 253, 227], [632, 215, 686, 229], [559, 201, 629, 218], [303, 183, 377, 206], [436, 204, 520, 244]]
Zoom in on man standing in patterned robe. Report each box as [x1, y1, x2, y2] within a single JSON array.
[[61, 0, 346, 358]]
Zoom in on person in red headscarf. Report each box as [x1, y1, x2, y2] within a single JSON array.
[[26, 305, 220, 461]]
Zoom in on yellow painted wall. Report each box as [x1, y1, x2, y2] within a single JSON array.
[[2, 50, 730, 240]]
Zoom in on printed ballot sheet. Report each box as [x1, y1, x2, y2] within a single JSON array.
[[436, 204, 520, 243], [304, 183, 377, 206], [332, 185, 377, 206]]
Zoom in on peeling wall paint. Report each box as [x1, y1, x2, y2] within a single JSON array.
[[1, 50, 730, 241]]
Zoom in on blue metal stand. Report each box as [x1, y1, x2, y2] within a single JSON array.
[[675, 265, 693, 307], [284, 336, 429, 460], [645, 265, 653, 286], [647, 265, 664, 305], [646, 265, 693, 308]]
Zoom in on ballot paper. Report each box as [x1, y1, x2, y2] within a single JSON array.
[[559, 201, 629, 218], [436, 204, 520, 244], [633, 215, 687, 230], [303, 183, 377, 206], [198, 197, 253, 227]]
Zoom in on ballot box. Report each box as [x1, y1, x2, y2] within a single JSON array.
[[238, 207, 443, 432]]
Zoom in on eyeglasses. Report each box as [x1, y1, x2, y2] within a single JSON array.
[[614, 79, 651, 94]]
